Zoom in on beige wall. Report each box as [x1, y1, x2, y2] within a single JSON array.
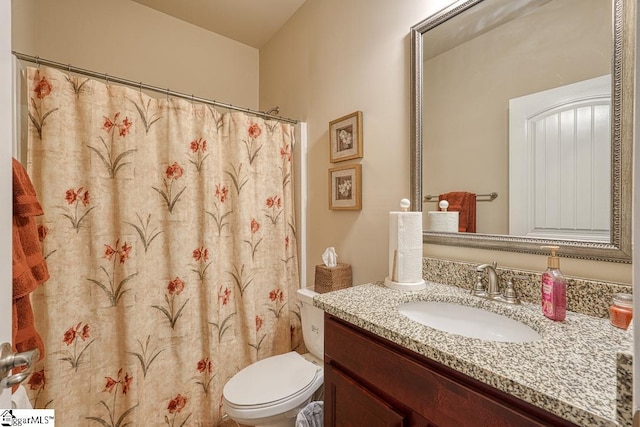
[[11, 0, 259, 108], [260, 0, 632, 286]]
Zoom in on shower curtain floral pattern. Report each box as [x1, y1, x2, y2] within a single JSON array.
[[24, 66, 301, 426]]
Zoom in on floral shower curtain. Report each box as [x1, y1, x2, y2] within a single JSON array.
[[23, 65, 301, 426]]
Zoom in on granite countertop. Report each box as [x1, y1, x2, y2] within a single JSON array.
[[314, 281, 631, 427]]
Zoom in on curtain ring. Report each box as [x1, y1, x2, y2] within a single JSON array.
[[104, 73, 109, 85], [67, 64, 72, 78], [35, 56, 40, 70], [166, 88, 170, 101]]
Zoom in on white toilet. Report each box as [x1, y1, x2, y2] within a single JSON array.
[[222, 287, 324, 427]]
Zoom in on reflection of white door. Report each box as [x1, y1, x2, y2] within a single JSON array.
[[509, 75, 611, 241], [1, 0, 14, 408]]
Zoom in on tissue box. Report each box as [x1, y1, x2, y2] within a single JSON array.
[[314, 263, 352, 294]]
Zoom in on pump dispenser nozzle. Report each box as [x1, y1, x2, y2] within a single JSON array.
[[541, 245, 561, 269]]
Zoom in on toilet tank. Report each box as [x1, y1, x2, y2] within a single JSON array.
[[296, 287, 324, 360]]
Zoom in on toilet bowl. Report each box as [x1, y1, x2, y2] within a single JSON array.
[[223, 287, 324, 427]]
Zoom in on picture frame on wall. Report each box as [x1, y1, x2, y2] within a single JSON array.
[[329, 111, 363, 162], [329, 164, 362, 210]]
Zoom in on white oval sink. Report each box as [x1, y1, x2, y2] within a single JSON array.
[[398, 301, 541, 343]]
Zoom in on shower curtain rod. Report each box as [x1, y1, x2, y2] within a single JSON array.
[[12, 51, 298, 124]]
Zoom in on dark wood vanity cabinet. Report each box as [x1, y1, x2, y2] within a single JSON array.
[[324, 314, 578, 427]]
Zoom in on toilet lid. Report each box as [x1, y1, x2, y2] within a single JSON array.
[[223, 352, 321, 407]]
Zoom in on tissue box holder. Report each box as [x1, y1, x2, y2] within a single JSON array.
[[314, 263, 352, 293]]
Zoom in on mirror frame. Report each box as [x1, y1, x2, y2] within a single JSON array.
[[410, 0, 634, 263]]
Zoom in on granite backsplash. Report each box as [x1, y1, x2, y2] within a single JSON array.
[[422, 257, 632, 318]]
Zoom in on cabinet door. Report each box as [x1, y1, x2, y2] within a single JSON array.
[[325, 315, 577, 427], [325, 363, 405, 427]]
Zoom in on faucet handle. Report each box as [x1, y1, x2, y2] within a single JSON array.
[[503, 275, 526, 304], [471, 270, 487, 296]]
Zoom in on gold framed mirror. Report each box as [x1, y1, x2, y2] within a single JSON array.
[[410, 0, 633, 262]]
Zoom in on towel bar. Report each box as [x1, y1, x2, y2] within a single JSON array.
[[423, 192, 498, 202]]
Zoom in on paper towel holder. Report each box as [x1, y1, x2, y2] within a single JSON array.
[[385, 272, 427, 291], [384, 199, 427, 291]]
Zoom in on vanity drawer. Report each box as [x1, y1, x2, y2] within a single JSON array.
[[324, 314, 577, 427]]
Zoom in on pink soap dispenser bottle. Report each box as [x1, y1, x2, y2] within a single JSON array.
[[541, 245, 566, 321]]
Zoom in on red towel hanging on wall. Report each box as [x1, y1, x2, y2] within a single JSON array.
[[12, 158, 48, 364], [438, 191, 477, 233]]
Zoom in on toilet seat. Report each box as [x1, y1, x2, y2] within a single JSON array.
[[224, 351, 321, 407], [223, 351, 323, 422]]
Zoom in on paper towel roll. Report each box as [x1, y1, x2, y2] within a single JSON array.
[[428, 211, 459, 232], [387, 211, 423, 284]]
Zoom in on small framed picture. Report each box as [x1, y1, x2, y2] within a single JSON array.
[[329, 164, 362, 211], [329, 111, 363, 163]]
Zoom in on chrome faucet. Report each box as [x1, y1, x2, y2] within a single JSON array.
[[476, 262, 501, 299]]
